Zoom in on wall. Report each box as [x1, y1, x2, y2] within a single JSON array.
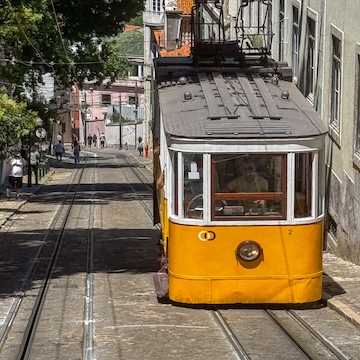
[[105, 123, 145, 150]]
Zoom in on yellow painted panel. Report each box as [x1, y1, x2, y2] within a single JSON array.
[[167, 221, 323, 304]]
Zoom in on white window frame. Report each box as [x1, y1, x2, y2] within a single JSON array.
[[329, 25, 343, 146], [292, 5, 300, 82], [354, 44, 360, 169], [306, 17, 315, 100], [168, 146, 323, 226], [279, 0, 286, 61]]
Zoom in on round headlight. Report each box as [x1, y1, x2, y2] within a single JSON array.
[[236, 241, 261, 261]]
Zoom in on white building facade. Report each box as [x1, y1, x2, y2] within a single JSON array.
[[143, 0, 360, 264]]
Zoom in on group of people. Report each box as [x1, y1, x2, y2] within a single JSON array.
[[87, 133, 106, 149], [5, 147, 40, 200]]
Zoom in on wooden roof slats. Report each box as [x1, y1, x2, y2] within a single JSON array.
[[236, 73, 263, 117], [198, 72, 225, 119], [252, 75, 281, 118], [212, 72, 237, 115]]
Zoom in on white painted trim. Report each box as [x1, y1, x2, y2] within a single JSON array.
[[287, 153, 295, 222]]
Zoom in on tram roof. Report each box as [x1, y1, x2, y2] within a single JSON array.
[[154, 57, 328, 140]]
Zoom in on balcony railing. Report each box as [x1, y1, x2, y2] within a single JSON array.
[[143, 10, 165, 27]]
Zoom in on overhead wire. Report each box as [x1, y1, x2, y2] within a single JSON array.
[[4, 0, 65, 90]]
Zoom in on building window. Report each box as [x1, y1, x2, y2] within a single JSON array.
[[152, 0, 161, 12], [278, 0, 285, 61], [101, 94, 111, 107], [292, 6, 299, 80], [306, 17, 316, 99], [331, 36, 341, 130], [356, 54, 360, 153], [327, 213, 337, 240]]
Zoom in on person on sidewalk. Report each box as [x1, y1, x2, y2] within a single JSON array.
[[54, 140, 65, 161], [29, 146, 40, 185], [137, 139, 144, 156], [99, 132, 106, 148], [93, 134, 97, 148], [6, 152, 26, 200], [87, 134, 92, 148], [73, 140, 81, 164]]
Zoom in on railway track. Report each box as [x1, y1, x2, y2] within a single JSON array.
[[0, 152, 158, 359], [0, 152, 359, 359], [211, 307, 351, 360]]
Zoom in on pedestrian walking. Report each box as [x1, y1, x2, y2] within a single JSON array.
[[137, 137, 144, 156], [29, 146, 40, 185], [72, 133, 78, 144], [99, 132, 106, 148], [6, 152, 26, 200], [87, 134, 92, 148], [56, 132, 62, 142], [54, 140, 65, 161], [73, 140, 81, 164], [93, 134, 97, 148]]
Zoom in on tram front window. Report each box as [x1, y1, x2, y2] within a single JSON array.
[[212, 154, 286, 219], [184, 154, 203, 219]]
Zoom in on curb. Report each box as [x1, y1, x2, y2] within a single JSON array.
[[323, 291, 360, 331]]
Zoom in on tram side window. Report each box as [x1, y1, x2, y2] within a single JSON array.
[[173, 152, 178, 216], [212, 154, 286, 219], [294, 153, 312, 218], [184, 154, 203, 219]]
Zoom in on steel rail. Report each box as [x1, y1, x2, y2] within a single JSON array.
[[15, 163, 88, 360], [266, 309, 327, 360], [288, 309, 350, 360], [211, 308, 251, 360], [83, 160, 97, 360]]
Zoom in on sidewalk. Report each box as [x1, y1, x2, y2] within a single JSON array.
[[1, 150, 360, 331]]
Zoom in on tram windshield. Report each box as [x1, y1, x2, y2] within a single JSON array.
[[212, 154, 286, 219]]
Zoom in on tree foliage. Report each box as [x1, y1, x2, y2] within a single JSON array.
[[0, 0, 144, 93], [0, 88, 37, 159], [0, 0, 144, 154]]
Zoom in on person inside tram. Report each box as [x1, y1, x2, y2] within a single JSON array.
[[222, 157, 268, 212], [223, 158, 268, 193]]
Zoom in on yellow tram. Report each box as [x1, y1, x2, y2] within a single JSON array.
[[153, 0, 327, 305]]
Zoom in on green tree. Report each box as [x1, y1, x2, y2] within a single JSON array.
[[0, 0, 143, 154], [0, 0, 144, 93], [0, 88, 37, 159]]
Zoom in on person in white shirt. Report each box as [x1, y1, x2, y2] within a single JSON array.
[[6, 152, 26, 200], [99, 133, 106, 148]]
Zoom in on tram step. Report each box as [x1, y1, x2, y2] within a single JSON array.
[[153, 265, 169, 298]]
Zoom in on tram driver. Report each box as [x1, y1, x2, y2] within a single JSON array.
[[222, 157, 268, 212]]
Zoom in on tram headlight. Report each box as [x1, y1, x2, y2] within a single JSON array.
[[236, 241, 261, 261]]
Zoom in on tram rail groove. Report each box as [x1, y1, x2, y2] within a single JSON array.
[[211, 308, 251, 360], [266, 309, 350, 360], [117, 154, 154, 223], [0, 164, 85, 351], [13, 162, 88, 360], [83, 161, 97, 360], [288, 310, 350, 360]]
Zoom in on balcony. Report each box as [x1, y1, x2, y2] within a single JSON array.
[[143, 10, 165, 27]]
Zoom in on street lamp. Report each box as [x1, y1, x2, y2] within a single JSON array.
[[27, 117, 43, 187]]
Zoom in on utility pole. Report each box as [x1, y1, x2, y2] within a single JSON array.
[[119, 93, 122, 149]]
